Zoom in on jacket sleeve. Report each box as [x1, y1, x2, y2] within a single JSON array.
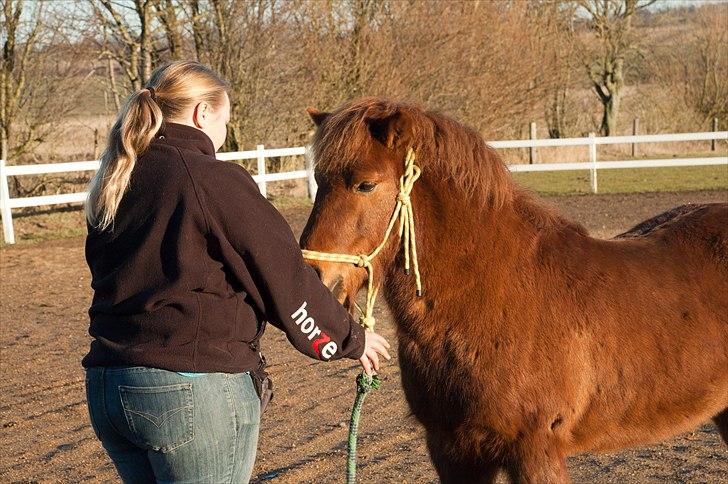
[[190, 160, 365, 361]]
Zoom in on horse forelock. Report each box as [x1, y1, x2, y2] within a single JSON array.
[[311, 97, 514, 208]]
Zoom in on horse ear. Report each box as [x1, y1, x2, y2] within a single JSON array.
[[307, 107, 330, 126], [365, 111, 412, 149]]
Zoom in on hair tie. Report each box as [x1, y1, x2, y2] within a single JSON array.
[[147, 87, 156, 101]]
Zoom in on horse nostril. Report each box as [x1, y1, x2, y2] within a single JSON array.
[[310, 264, 343, 298], [327, 275, 344, 299]]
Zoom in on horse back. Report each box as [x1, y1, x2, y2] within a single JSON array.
[[616, 202, 728, 267], [619, 201, 725, 242]]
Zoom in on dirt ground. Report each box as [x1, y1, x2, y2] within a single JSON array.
[[1, 190, 727, 483]]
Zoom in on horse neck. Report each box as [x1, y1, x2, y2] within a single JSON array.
[[381, 172, 536, 337]]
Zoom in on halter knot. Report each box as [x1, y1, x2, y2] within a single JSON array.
[[356, 255, 371, 268], [397, 193, 411, 205]]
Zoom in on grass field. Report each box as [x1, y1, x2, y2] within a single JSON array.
[[512, 165, 727, 195]]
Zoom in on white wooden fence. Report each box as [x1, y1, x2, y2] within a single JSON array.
[[0, 145, 315, 244], [493, 131, 728, 194], [1, 130, 726, 244]]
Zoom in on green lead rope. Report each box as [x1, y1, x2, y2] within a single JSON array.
[[347, 372, 381, 483]]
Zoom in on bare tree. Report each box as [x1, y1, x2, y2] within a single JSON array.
[[540, 1, 582, 138], [90, 0, 156, 92], [1, 0, 86, 161], [388, 1, 559, 138], [644, 3, 727, 132], [576, 0, 656, 136], [679, 5, 728, 127], [290, 0, 396, 107], [155, 0, 184, 61], [341, 0, 389, 98], [76, 0, 717, 155], [182, 0, 304, 150]]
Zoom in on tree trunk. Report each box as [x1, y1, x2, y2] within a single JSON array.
[[188, 1, 208, 63], [137, 0, 153, 86], [1, 0, 19, 161], [580, 0, 650, 137], [1, 70, 9, 161], [159, 0, 183, 60], [107, 57, 121, 111], [601, 97, 613, 137], [547, 86, 567, 138], [0, 125, 8, 162]]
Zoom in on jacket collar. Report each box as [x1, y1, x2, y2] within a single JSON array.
[[155, 122, 216, 157]]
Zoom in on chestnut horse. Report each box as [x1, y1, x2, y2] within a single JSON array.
[[300, 98, 728, 483]]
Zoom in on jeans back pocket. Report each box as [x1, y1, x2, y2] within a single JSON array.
[[119, 383, 194, 453]]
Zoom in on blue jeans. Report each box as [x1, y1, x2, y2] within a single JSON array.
[[85, 366, 260, 483]]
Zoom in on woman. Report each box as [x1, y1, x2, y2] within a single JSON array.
[[83, 61, 390, 483]]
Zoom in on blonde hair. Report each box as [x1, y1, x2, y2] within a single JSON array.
[[85, 61, 229, 230]]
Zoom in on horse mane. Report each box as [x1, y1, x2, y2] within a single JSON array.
[[513, 189, 588, 235], [312, 97, 585, 233], [312, 98, 512, 208]]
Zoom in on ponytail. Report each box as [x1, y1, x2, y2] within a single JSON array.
[[86, 61, 228, 230], [86, 89, 161, 230]]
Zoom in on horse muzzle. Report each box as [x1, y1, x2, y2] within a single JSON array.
[[306, 259, 367, 312]]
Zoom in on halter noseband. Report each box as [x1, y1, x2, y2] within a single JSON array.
[[301, 148, 423, 331]]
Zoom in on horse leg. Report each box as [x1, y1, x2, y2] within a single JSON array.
[[506, 432, 570, 484], [426, 433, 499, 484], [713, 408, 728, 444]]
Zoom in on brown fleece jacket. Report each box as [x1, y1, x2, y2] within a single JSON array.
[[83, 122, 364, 372]]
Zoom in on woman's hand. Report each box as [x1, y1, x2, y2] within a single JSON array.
[[359, 331, 391, 376]]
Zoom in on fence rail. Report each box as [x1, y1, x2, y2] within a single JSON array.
[[0, 145, 316, 244], [1, 130, 726, 244], [489, 131, 726, 149]]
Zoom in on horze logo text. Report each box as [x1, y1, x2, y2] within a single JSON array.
[[291, 302, 338, 360]]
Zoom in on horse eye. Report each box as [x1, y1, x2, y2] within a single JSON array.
[[356, 181, 377, 193]]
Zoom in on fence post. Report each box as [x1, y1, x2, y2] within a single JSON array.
[[632, 118, 639, 157], [712, 118, 719, 151], [0, 159, 16, 244], [529, 122, 538, 164], [304, 146, 318, 202], [256, 144, 267, 198], [589, 133, 598, 194]]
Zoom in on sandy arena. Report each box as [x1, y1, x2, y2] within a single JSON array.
[[1, 190, 727, 483]]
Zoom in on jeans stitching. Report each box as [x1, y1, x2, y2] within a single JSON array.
[[118, 383, 194, 452], [123, 407, 187, 428], [119, 383, 192, 393]]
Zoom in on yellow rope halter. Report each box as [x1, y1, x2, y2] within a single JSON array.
[[301, 148, 423, 331]]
